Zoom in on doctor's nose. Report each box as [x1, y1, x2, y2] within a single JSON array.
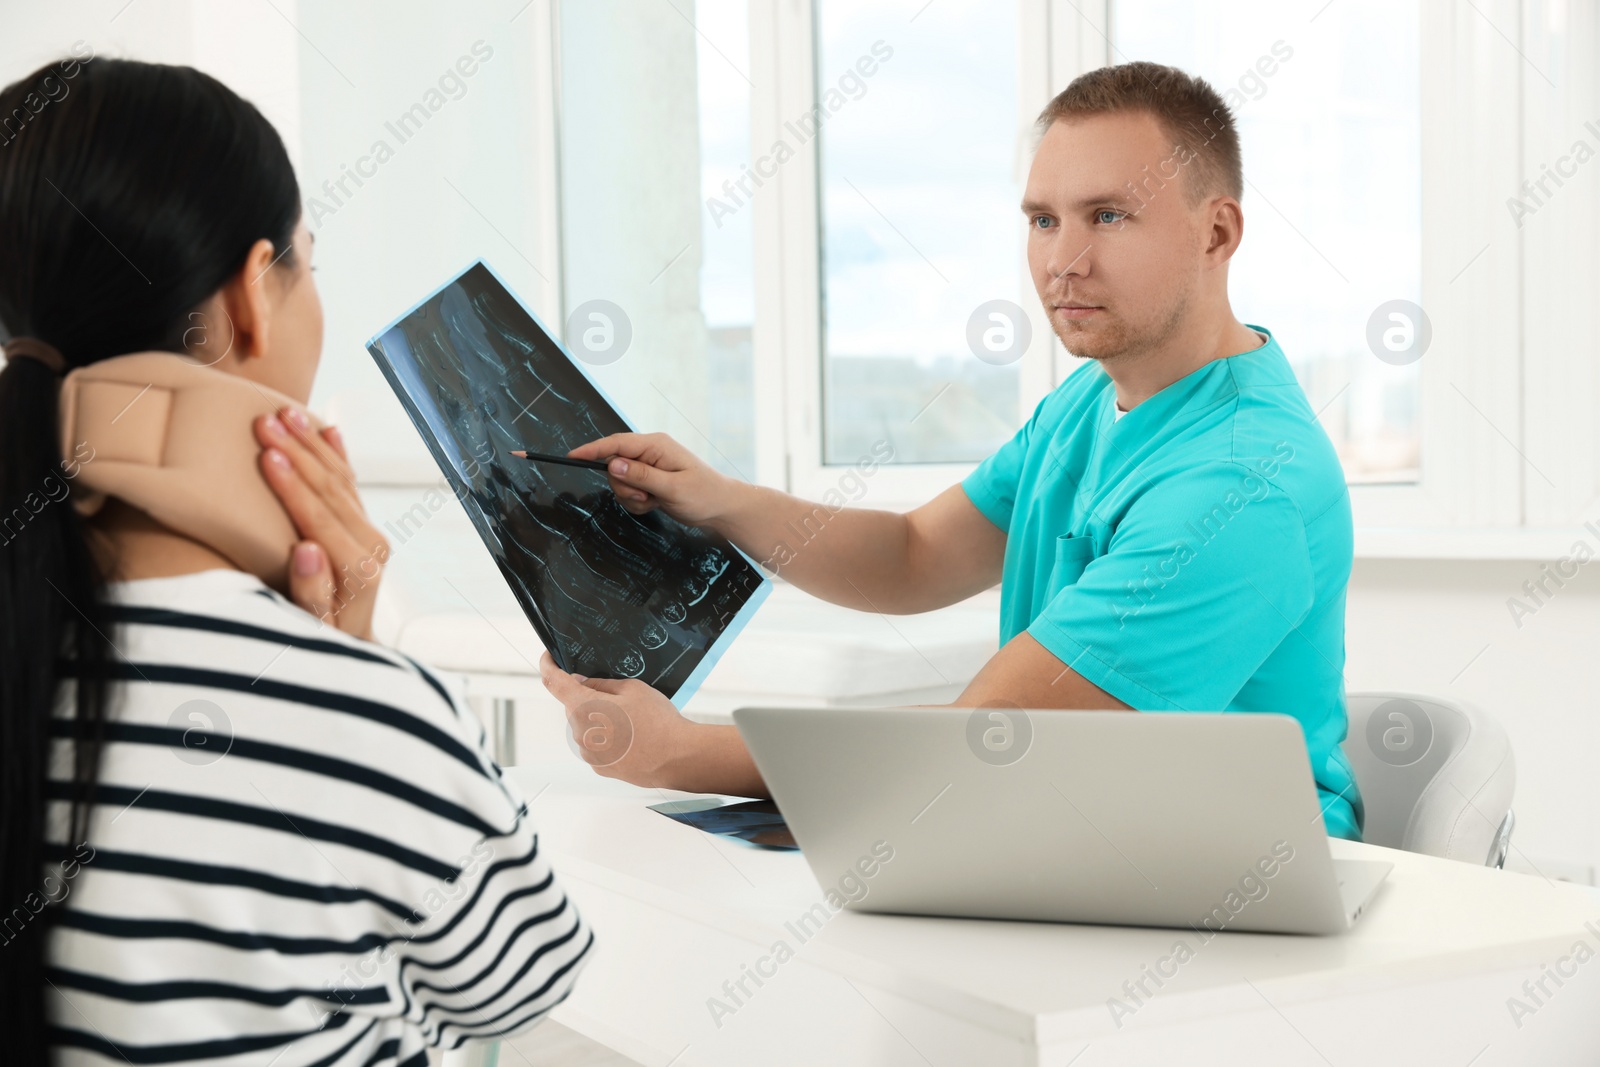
[[1047, 241, 1092, 281]]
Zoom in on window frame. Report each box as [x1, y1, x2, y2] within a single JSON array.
[[746, 0, 1534, 537], [750, 0, 1059, 508]]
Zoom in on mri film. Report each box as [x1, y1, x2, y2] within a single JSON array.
[[367, 261, 768, 704]]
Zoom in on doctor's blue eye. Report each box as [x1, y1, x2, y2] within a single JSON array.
[[1032, 215, 1054, 229], [1096, 209, 1127, 225]]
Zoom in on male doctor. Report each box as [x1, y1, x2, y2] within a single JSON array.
[[542, 60, 1363, 839]]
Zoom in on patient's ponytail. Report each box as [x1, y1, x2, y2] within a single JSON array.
[[0, 57, 299, 1058]]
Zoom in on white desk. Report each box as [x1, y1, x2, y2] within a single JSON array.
[[506, 759, 1600, 1067]]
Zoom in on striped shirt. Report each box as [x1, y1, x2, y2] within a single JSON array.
[[43, 568, 592, 1064]]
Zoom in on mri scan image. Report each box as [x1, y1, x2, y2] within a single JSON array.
[[367, 262, 768, 704]]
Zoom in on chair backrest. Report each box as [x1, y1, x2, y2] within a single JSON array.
[[1341, 692, 1515, 865]]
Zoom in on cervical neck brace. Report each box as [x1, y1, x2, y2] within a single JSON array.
[[59, 352, 324, 590]]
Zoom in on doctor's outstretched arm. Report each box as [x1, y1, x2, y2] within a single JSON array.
[[566, 431, 1006, 615]]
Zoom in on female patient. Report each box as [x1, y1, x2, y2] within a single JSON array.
[[0, 59, 590, 1063]]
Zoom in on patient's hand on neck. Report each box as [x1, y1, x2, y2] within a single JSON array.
[[86, 498, 237, 583]]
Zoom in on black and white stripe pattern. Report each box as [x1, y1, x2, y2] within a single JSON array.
[[43, 569, 591, 1064]]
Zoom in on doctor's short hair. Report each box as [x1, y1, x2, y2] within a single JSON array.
[[1036, 60, 1243, 206]]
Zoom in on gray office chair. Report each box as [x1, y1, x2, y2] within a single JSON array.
[[1340, 692, 1515, 867]]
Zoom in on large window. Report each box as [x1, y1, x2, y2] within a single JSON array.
[[557, 0, 755, 480], [441, 0, 1592, 552], [695, 0, 759, 480], [1114, 0, 1424, 484], [815, 0, 1027, 465], [555, 0, 1429, 487]]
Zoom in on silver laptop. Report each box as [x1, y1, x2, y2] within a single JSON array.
[[732, 706, 1391, 936]]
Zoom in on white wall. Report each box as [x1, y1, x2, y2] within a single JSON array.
[[0, 0, 299, 156], [1347, 559, 1600, 882]]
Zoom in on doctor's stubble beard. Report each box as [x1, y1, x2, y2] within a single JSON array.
[[1048, 280, 1193, 367]]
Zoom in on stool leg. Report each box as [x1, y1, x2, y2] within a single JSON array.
[[438, 1041, 499, 1067], [492, 697, 517, 766], [1487, 808, 1515, 869]]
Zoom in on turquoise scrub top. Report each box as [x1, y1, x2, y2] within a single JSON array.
[[961, 326, 1363, 840]]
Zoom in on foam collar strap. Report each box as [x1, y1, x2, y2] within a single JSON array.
[[59, 352, 325, 590]]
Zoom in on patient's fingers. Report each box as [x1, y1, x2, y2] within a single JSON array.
[[289, 540, 336, 624], [255, 410, 387, 641], [284, 406, 356, 481], [261, 447, 363, 559], [297, 415, 356, 486], [320, 427, 360, 487], [257, 414, 369, 539], [276, 410, 360, 501], [262, 448, 385, 639]]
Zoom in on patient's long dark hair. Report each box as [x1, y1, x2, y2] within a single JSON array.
[[0, 57, 300, 1057]]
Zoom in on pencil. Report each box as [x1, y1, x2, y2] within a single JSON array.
[[509, 449, 612, 473]]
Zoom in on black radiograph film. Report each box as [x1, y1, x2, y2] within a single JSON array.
[[366, 261, 769, 704], [648, 798, 798, 851]]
